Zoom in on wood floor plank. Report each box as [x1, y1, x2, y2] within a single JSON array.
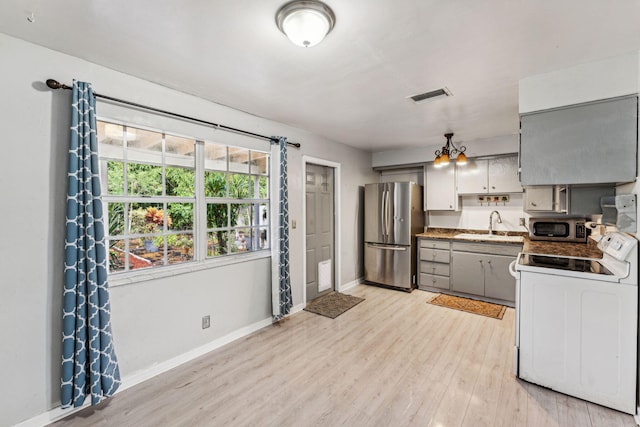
[[461, 315, 511, 427], [587, 401, 636, 427], [525, 381, 560, 427], [556, 394, 591, 427], [430, 315, 495, 427], [49, 285, 636, 427]]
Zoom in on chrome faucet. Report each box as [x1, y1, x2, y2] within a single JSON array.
[[489, 210, 502, 235]]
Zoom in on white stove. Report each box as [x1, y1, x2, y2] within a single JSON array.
[[510, 232, 638, 414]]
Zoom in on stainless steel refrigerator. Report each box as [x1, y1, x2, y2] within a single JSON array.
[[364, 182, 424, 290]]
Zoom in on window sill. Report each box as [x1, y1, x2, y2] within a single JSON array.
[[108, 250, 272, 288]]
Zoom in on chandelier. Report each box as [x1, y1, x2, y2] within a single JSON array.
[[434, 132, 467, 167]]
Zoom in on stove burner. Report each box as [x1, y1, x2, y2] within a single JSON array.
[[520, 254, 613, 275]]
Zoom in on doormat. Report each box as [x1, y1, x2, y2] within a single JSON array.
[[304, 291, 365, 319], [427, 294, 506, 320]]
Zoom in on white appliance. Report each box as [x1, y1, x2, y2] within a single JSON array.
[[509, 232, 638, 414]]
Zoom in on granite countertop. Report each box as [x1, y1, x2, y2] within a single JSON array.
[[417, 228, 603, 258]]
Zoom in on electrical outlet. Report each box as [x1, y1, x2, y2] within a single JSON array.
[[519, 218, 526, 226], [202, 315, 211, 329]]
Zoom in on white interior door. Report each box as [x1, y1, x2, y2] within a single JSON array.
[[305, 163, 335, 302]]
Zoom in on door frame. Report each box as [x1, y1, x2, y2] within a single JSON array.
[[301, 156, 341, 303]]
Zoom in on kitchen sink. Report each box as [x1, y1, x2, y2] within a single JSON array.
[[455, 233, 524, 243]]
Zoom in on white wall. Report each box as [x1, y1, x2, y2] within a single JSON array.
[[371, 134, 518, 168], [428, 194, 527, 232], [519, 50, 640, 113], [0, 33, 377, 427], [379, 167, 424, 185]]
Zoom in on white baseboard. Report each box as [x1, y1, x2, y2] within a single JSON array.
[[289, 303, 305, 315], [15, 316, 275, 427], [339, 277, 363, 292], [119, 317, 274, 393], [14, 401, 92, 427]]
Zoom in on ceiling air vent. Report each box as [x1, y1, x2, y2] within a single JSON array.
[[409, 87, 452, 103]]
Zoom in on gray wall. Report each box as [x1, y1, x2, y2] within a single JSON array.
[[0, 33, 377, 426]]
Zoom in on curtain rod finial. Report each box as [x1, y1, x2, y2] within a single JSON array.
[[46, 79, 65, 90]]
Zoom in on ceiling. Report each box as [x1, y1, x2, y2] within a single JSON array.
[[2, 0, 640, 152]]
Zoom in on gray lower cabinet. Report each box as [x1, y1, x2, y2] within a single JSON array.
[[450, 252, 484, 295], [483, 254, 517, 301], [418, 238, 450, 290], [451, 242, 522, 306]]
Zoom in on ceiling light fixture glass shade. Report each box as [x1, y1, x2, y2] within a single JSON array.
[[456, 152, 468, 165], [434, 132, 467, 167], [276, 0, 336, 47]]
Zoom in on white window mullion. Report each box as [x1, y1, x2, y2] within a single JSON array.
[[195, 140, 206, 261]]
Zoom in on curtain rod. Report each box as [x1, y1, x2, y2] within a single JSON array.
[[45, 79, 301, 149]]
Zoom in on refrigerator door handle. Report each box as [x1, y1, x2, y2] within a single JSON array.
[[380, 189, 387, 239], [385, 189, 391, 237], [367, 243, 407, 251]]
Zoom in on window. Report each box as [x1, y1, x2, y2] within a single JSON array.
[[97, 121, 270, 274], [204, 144, 270, 257]]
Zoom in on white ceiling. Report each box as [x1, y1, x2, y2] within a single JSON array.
[[2, 0, 640, 152]]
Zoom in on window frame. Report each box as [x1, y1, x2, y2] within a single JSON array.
[[97, 118, 272, 286]]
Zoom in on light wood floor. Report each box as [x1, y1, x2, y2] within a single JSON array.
[[51, 285, 637, 427]]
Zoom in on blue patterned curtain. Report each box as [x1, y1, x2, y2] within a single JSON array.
[[61, 80, 121, 408], [274, 137, 292, 320]]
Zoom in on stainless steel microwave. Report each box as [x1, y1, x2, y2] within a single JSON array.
[[529, 217, 588, 243]]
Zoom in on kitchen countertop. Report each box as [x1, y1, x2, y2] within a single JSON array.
[[417, 228, 603, 258]]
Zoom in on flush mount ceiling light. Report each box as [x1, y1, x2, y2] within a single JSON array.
[[434, 133, 467, 167], [276, 0, 336, 47]]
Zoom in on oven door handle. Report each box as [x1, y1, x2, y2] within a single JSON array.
[[509, 259, 518, 278]]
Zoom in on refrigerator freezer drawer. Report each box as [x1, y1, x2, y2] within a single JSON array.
[[364, 243, 412, 289]]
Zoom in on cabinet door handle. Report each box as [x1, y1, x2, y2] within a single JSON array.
[[531, 202, 537, 207], [491, 186, 495, 189]]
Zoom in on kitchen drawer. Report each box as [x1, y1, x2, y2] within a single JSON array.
[[419, 273, 450, 290], [451, 241, 522, 257], [419, 239, 451, 250], [420, 261, 450, 277], [419, 248, 450, 263]]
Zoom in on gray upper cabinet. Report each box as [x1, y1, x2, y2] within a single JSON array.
[[520, 95, 638, 185]]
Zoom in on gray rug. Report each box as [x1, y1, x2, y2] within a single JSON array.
[[304, 291, 365, 319]]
